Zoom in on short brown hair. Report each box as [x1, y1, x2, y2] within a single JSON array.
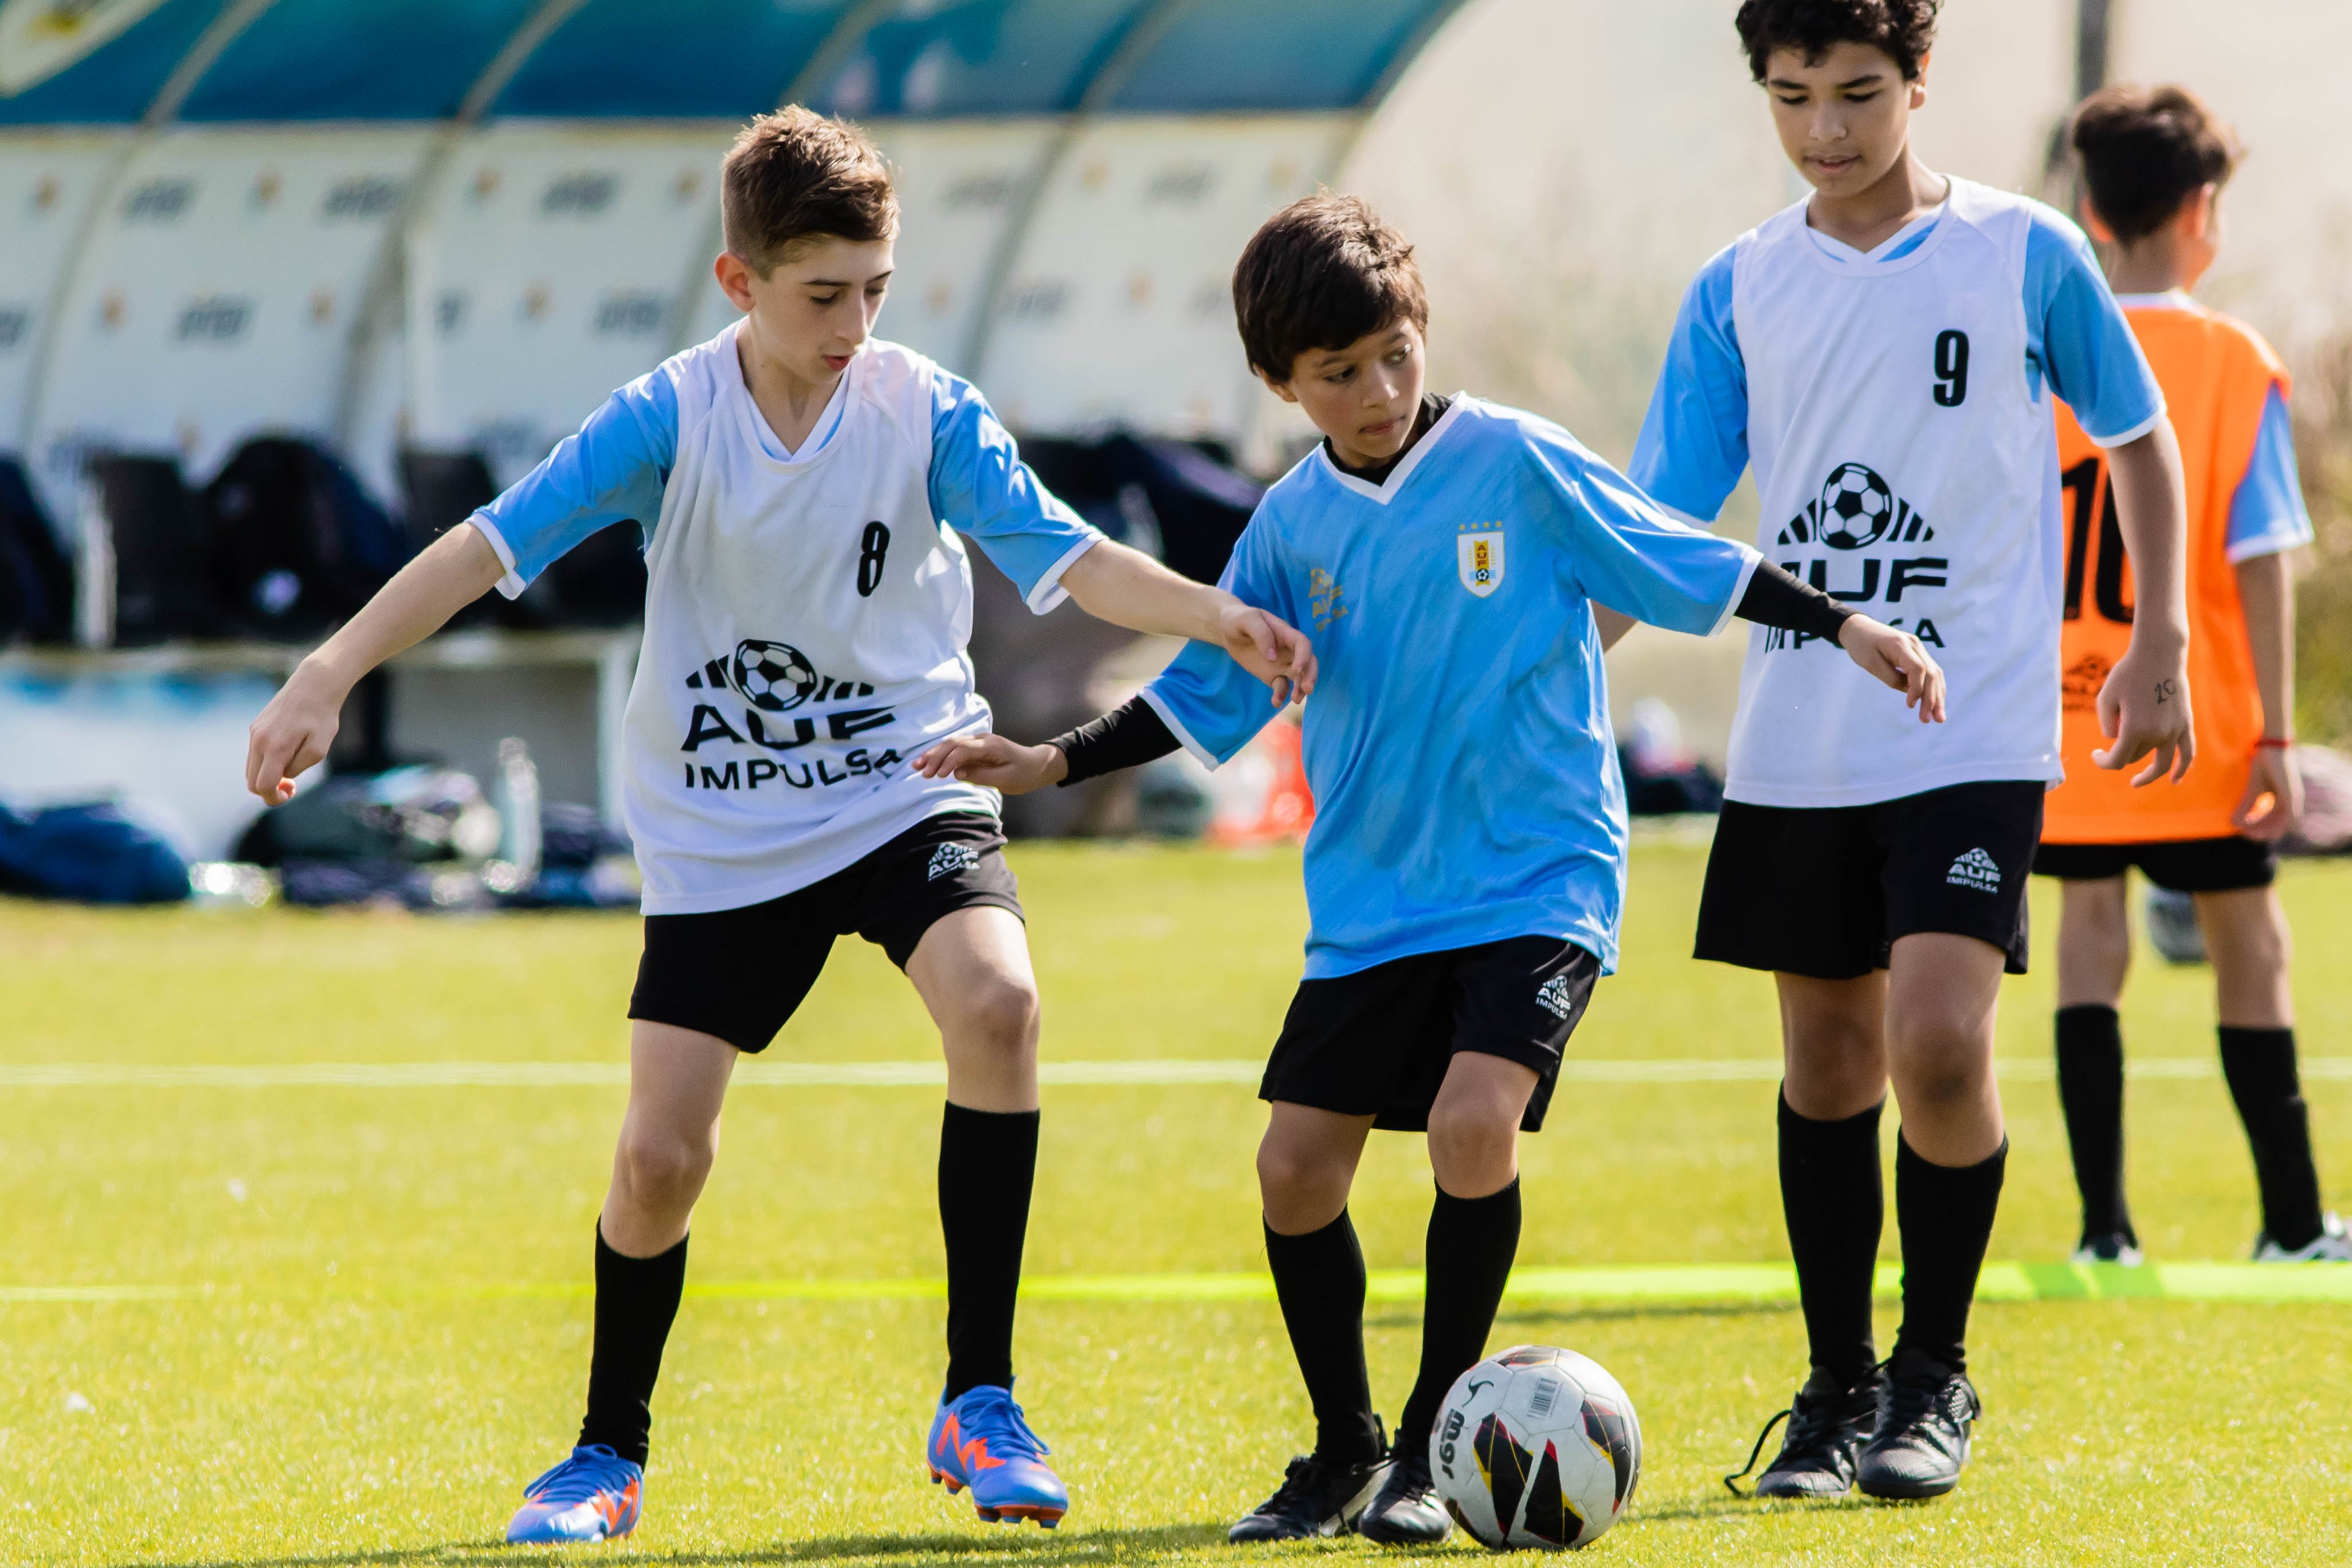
[[1232, 193, 1428, 382], [721, 107, 897, 274], [2071, 85, 2241, 243], [1734, 0, 1941, 83]]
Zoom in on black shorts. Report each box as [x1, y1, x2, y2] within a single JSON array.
[[2033, 835, 2276, 892], [1695, 781, 2044, 980], [1260, 937, 1600, 1133], [629, 812, 1022, 1053]]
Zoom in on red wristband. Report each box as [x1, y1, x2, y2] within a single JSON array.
[[2255, 736, 2294, 750]]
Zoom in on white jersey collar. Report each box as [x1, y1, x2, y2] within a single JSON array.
[[2113, 288, 2197, 311], [724, 319, 857, 469], [1314, 394, 1471, 505], [1795, 179, 1961, 277]]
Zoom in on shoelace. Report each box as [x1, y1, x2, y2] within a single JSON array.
[[1253, 1456, 1329, 1516], [522, 1445, 635, 1504], [1723, 1390, 1872, 1496], [1876, 1377, 1967, 1451], [956, 1390, 1052, 1461], [1383, 1451, 1437, 1500]]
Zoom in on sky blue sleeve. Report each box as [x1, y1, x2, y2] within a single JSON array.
[[2025, 211, 2165, 446], [2226, 385, 2314, 562], [1138, 524, 1284, 766], [469, 369, 676, 599], [1627, 245, 1748, 524], [928, 370, 1104, 614], [1528, 423, 1761, 636]]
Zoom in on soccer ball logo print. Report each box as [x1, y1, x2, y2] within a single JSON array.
[[1817, 463, 1896, 550], [1458, 528, 1506, 597], [727, 639, 820, 712]]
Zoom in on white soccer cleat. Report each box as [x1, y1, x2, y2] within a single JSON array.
[[2253, 1212, 2352, 1263]]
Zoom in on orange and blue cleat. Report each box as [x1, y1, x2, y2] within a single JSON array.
[[926, 1383, 1068, 1527], [504, 1444, 644, 1543]]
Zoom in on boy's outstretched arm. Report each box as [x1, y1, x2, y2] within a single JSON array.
[[1058, 539, 1316, 704], [1730, 563, 1946, 723], [244, 525, 507, 802], [2098, 418, 2194, 785]]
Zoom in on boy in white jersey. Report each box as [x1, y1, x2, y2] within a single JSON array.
[[920, 194, 1942, 1545], [1633, 0, 2194, 1504], [243, 109, 1315, 1543]]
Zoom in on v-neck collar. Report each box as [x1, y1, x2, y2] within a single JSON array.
[[728, 320, 856, 469], [1798, 180, 1958, 278], [1314, 394, 1469, 505]]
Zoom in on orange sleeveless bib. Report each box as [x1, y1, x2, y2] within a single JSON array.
[[2042, 299, 2287, 844]]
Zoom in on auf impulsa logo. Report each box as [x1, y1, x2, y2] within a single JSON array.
[[1945, 848, 2002, 894], [1767, 462, 1949, 649]]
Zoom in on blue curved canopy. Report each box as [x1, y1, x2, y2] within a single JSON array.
[[0, 0, 1466, 126]]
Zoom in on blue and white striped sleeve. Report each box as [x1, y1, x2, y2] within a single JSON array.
[[469, 369, 677, 599], [927, 370, 1103, 614], [1628, 245, 1749, 527], [2025, 210, 2165, 447], [2226, 386, 2315, 562]]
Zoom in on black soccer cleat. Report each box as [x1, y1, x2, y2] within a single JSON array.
[[2071, 1230, 2144, 1266], [1228, 1452, 1390, 1542], [1857, 1350, 1980, 1500], [1356, 1444, 1451, 1545], [1724, 1366, 1884, 1499]]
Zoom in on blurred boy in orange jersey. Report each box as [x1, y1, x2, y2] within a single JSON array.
[[2036, 86, 2345, 1264]]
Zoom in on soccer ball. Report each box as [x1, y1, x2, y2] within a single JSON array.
[[1430, 1345, 1641, 1550], [1818, 462, 1895, 549], [728, 639, 818, 711]]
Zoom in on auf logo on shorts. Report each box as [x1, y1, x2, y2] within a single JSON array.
[[927, 842, 980, 882], [1946, 847, 2002, 893], [1534, 973, 1579, 1021]]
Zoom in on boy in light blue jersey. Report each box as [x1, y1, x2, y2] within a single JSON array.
[[918, 193, 1942, 1546]]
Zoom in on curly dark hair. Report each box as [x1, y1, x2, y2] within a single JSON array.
[[2072, 85, 2241, 242], [1734, 0, 1942, 82]]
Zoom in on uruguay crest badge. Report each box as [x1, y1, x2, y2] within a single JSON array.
[[1457, 527, 1505, 597]]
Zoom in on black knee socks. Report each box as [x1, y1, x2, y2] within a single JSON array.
[[2056, 1004, 2134, 1242], [1778, 1093, 1884, 1389], [579, 1226, 689, 1466], [2220, 1026, 2326, 1251], [938, 1103, 1041, 1402], [1265, 1211, 1383, 1465], [1394, 1179, 1522, 1460], [1892, 1134, 2006, 1374]]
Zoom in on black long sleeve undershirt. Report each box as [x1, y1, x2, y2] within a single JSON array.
[[1048, 563, 1854, 785]]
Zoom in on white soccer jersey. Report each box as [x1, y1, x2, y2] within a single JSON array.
[[1630, 178, 2165, 808], [471, 327, 1102, 914]]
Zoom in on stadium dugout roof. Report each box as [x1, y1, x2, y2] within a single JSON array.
[[0, 0, 1468, 510], [0, 0, 1463, 126]]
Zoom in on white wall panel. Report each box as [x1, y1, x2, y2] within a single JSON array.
[[409, 123, 731, 487], [29, 127, 433, 514], [0, 132, 127, 469], [973, 115, 1349, 440]]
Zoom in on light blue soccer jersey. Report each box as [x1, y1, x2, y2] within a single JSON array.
[[1144, 397, 1760, 979]]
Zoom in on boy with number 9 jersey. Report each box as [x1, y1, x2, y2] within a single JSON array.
[[242, 108, 1315, 1544], [2035, 86, 2345, 1268], [1634, 0, 2194, 1506]]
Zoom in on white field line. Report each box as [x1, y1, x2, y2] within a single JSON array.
[[0, 1058, 2343, 1088]]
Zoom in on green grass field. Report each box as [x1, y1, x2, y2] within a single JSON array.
[[6, 837, 2352, 1566]]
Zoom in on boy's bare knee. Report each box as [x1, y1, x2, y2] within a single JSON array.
[[962, 973, 1040, 1050], [618, 1129, 714, 1214]]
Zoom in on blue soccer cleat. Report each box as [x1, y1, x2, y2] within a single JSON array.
[[926, 1383, 1068, 1527], [505, 1444, 644, 1543]]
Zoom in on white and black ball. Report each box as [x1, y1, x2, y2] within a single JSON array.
[[1430, 1345, 1641, 1550], [1818, 462, 1895, 549], [728, 639, 818, 712]]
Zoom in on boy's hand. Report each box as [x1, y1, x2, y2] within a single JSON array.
[[1837, 616, 1945, 723], [2094, 640, 2195, 785], [245, 660, 349, 803], [2233, 745, 2302, 841], [912, 733, 1069, 795], [1217, 602, 1317, 705]]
